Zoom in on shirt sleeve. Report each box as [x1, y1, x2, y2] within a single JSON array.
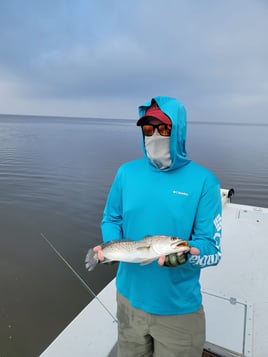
[[188, 182, 222, 268], [101, 168, 124, 243]]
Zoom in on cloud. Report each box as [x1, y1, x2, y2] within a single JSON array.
[[0, 0, 268, 120]]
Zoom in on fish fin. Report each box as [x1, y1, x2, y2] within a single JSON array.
[[101, 239, 133, 249], [85, 249, 99, 272], [102, 259, 118, 266], [140, 258, 155, 265]]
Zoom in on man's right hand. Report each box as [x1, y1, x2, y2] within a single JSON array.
[[93, 246, 105, 261]]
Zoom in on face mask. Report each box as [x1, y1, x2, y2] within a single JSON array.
[[144, 132, 171, 169]]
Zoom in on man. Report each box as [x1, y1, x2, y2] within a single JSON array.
[[94, 96, 222, 357]]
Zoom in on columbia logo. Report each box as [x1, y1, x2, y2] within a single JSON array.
[[214, 214, 222, 232], [172, 190, 189, 196]]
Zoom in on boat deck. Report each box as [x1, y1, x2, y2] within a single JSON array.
[[40, 193, 268, 357]]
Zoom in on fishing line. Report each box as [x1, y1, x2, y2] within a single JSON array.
[[40, 232, 117, 323]]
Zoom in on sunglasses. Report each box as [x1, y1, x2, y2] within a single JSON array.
[[141, 123, 172, 137]]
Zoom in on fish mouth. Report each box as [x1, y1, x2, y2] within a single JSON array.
[[172, 240, 190, 250], [177, 241, 189, 247]]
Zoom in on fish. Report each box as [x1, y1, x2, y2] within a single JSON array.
[[85, 235, 190, 272]]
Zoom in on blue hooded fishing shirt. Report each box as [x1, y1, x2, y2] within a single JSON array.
[[101, 96, 222, 315]]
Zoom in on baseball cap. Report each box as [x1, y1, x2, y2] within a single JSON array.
[[137, 103, 171, 126]]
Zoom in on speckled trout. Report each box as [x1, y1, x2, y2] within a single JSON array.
[[85, 235, 190, 272]]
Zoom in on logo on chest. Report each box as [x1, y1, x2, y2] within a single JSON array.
[[172, 190, 189, 197]]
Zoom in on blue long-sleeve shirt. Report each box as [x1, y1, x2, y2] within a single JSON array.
[[101, 96, 222, 315]]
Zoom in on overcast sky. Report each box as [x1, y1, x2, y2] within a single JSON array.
[[0, 0, 267, 122]]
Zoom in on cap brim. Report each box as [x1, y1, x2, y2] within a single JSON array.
[[137, 115, 171, 126]]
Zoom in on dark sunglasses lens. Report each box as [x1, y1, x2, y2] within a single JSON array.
[[142, 125, 154, 136], [158, 124, 171, 136]]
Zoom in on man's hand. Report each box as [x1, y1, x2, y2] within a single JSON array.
[[158, 247, 200, 267], [93, 245, 105, 261], [189, 247, 200, 255]]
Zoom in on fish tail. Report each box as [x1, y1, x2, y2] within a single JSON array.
[[85, 249, 99, 272]]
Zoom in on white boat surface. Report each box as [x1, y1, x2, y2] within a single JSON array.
[[40, 189, 268, 357]]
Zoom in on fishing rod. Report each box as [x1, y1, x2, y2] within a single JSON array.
[[40, 232, 117, 323]]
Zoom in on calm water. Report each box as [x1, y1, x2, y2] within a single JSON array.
[[0, 114, 267, 357]]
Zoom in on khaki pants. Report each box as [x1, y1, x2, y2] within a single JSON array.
[[116, 292, 205, 357]]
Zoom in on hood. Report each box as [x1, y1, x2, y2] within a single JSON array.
[[138, 96, 191, 171]]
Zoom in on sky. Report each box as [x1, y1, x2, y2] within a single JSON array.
[[0, 0, 267, 122]]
